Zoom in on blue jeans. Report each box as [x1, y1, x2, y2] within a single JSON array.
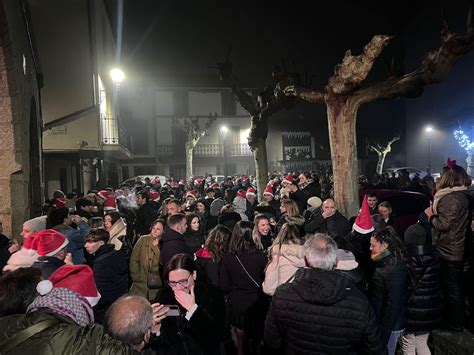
[[387, 329, 404, 355]]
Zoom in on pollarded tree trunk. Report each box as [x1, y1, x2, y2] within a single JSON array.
[[253, 137, 269, 203], [376, 154, 387, 175], [326, 95, 360, 218], [185, 141, 196, 181]]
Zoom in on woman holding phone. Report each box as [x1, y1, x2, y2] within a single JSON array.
[[150, 253, 226, 355]]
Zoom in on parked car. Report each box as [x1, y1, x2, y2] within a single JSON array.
[[120, 175, 168, 187], [373, 189, 430, 235], [384, 167, 440, 179]]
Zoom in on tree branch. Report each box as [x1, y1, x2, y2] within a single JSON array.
[[355, 13, 474, 104], [284, 86, 326, 103], [327, 35, 393, 94]]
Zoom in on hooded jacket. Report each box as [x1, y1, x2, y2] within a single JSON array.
[[264, 268, 383, 354], [262, 243, 305, 296]]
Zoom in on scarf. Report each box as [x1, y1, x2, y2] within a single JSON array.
[[27, 288, 94, 327], [299, 178, 314, 190], [432, 186, 467, 214], [371, 248, 391, 261]]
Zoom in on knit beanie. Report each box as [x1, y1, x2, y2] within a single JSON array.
[[23, 216, 47, 233]]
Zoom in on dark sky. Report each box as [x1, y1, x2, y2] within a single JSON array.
[[106, 0, 473, 166]]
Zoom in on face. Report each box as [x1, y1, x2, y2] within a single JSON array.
[[378, 206, 391, 220], [168, 268, 196, 293], [151, 222, 164, 239], [367, 196, 378, 209], [21, 224, 34, 238], [298, 174, 307, 184], [370, 236, 388, 257], [322, 200, 336, 217], [167, 202, 180, 216], [280, 203, 287, 214], [85, 240, 105, 254], [196, 202, 205, 213], [257, 219, 270, 236], [104, 215, 113, 230], [190, 217, 200, 232], [136, 195, 146, 206], [263, 193, 273, 202], [246, 195, 255, 204]]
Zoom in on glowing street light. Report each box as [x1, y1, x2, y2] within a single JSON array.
[[110, 68, 125, 86]]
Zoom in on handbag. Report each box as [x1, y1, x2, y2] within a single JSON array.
[[147, 237, 162, 289]]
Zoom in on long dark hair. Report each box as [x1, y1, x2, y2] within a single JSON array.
[[206, 225, 231, 263], [105, 211, 122, 225], [228, 220, 256, 256], [372, 226, 406, 261], [165, 253, 198, 281]]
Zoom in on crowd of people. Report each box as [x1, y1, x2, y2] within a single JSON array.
[[0, 160, 472, 354]]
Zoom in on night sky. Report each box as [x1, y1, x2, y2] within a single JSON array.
[[105, 0, 474, 168]]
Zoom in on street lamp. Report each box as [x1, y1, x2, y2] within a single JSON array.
[[220, 126, 229, 177], [425, 126, 433, 172], [110, 68, 125, 86]]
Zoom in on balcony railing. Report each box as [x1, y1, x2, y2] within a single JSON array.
[[101, 114, 130, 150], [156, 143, 253, 157]]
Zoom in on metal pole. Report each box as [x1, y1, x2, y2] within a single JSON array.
[[428, 134, 432, 172], [223, 137, 228, 177]]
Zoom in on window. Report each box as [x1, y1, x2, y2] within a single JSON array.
[[156, 91, 174, 115], [189, 91, 222, 116]]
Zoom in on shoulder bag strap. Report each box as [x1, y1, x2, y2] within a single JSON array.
[[235, 255, 261, 288], [0, 318, 59, 353]]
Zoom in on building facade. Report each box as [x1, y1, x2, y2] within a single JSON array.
[[29, 0, 131, 198]]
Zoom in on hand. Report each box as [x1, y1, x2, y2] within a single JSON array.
[[64, 252, 73, 265], [151, 303, 169, 334], [424, 207, 434, 219], [174, 285, 196, 312], [8, 239, 20, 254], [322, 211, 331, 219]]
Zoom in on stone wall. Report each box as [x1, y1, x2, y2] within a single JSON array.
[[0, 0, 42, 238]]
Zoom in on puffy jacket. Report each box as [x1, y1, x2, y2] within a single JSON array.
[[262, 243, 305, 296], [264, 268, 383, 354], [370, 252, 408, 344], [431, 190, 472, 261], [405, 244, 443, 332], [0, 311, 138, 354]]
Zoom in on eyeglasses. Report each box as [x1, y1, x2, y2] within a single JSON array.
[[168, 274, 191, 288]]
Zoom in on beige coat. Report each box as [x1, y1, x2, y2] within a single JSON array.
[[262, 243, 305, 296], [129, 234, 162, 301]]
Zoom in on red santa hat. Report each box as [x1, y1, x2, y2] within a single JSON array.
[[282, 174, 295, 185], [36, 265, 101, 307], [115, 189, 125, 197], [263, 185, 274, 197], [246, 187, 256, 197], [97, 190, 110, 199], [54, 198, 67, 208], [151, 177, 161, 185], [185, 190, 197, 199], [194, 178, 202, 185], [149, 190, 160, 201], [34, 229, 69, 256], [210, 182, 219, 189], [104, 195, 117, 211], [178, 179, 185, 185], [353, 195, 375, 234], [236, 190, 246, 199]]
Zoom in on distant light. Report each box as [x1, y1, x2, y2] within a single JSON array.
[[425, 126, 433, 133], [220, 126, 228, 136], [110, 68, 125, 85]]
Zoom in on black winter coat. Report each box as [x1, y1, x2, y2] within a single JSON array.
[[87, 244, 128, 323], [32, 256, 65, 279], [405, 244, 443, 332], [161, 227, 192, 268], [151, 280, 226, 355], [304, 210, 351, 238], [264, 268, 383, 354], [0, 234, 10, 273], [300, 181, 321, 199], [135, 201, 160, 236], [370, 253, 408, 345]]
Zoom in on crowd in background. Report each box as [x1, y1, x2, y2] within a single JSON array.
[[0, 160, 473, 354]]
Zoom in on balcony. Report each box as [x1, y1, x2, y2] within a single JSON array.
[[101, 114, 132, 158], [156, 143, 253, 158]]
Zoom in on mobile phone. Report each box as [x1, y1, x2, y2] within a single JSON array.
[[164, 305, 180, 317]]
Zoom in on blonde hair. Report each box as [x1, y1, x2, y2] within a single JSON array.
[[252, 214, 269, 250], [280, 198, 300, 217]]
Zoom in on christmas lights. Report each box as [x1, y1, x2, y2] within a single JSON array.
[[454, 129, 474, 153]]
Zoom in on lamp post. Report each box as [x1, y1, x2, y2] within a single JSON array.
[[425, 126, 433, 172], [221, 126, 229, 177]]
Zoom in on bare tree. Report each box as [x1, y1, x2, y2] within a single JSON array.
[[368, 136, 400, 175], [285, 9, 474, 217], [214, 46, 306, 200], [173, 113, 218, 180]]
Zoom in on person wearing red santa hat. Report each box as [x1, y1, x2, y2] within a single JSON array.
[[245, 186, 258, 220], [31, 229, 71, 279], [0, 264, 146, 353], [263, 184, 281, 219]]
